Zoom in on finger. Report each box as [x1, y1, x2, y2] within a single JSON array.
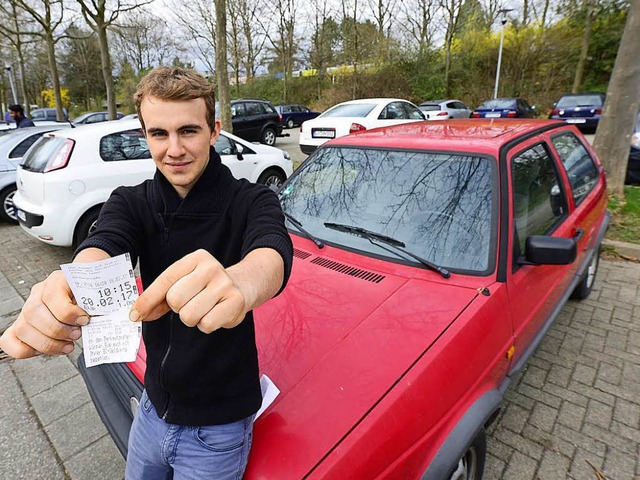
[[196, 294, 246, 334], [27, 302, 82, 342], [177, 281, 227, 328], [40, 271, 90, 326], [12, 316, 75, 356], [0, 324, 40, 359], [165, 262, 220, 313]]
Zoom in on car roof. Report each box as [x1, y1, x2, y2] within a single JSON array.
[[52, 119, 143, 140], [338, 98, 411, 105], [324, 119, 566, 152]]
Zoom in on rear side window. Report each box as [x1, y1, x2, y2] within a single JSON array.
[[511, 143, 568, 259], [100, 129, 150, 161], [551, 132, 599, 205], [402, 102, 425, 119], [21, 136, 71, 172], [9, 132, 48, 158], [245, 102, 264, 116], [322, 103, 376, 118]]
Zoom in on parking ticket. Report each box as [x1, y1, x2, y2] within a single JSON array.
[[61, 254, 141, 367]]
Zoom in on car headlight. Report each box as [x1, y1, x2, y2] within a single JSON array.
[[632, 133, 640, 149]]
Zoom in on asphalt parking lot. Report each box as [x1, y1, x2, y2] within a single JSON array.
[[0, 137, 638, 478]]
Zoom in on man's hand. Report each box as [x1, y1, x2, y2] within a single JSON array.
[[130, 249, 249, 333], [0, 271, 88, 359]]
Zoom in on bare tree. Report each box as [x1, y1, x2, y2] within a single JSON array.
[[237, 0, 266, 81], [170, 0, 217, 75], [368, 0, 396, 62], [4, 0, 69, 120], [227, 0, 245, 94], [307, 0, 338, 98], [572, 0, 594, 92], [439, 0, 464, 97], [76, 0, 153, 120], [592, 0, 640, 196], [400, 0, 435, 58], [215, 0, 232, 131]]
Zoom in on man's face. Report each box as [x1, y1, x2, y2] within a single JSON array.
[[140, 96, 220, 198], [9, 110, 19, 120]]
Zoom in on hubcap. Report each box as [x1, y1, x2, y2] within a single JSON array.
[[3, 190, 17, 221], [449, 446, 478, 480], [264, 175, 282, 188], [88, 220, 98, 237], [264, 130, 275, 145]]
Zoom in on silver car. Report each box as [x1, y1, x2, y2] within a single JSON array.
[[419, 100, 472, 120], [0, 125, 70, 222]]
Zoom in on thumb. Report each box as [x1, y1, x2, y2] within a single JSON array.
[[129, 295, 170, 322]]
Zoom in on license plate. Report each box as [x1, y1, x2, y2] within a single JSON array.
[[16, 209, 26, 222], [566, 119, 586, 124], [312, 129, 335, 139], [486, 112, 501, 118]]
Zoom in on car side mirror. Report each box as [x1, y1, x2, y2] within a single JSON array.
[[236, 143, 244, 160], [520, 235, 576, 266], [531, 105, 537, 110]]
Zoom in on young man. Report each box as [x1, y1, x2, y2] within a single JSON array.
[[0, 67, 293, 479], [9, 104, 35, 128]]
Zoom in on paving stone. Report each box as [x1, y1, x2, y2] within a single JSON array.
[[613, 398, 640, 429], [557, 401, 586, 431], [569, 450, 604, 480], [521, 364, 546, 389], [602, 447, 637, 480], [483, 455, 506, 480], [499, 403, 530, 434], [30, 374, 91, 426], [581, 422, 638, 456], [65, 435, 125, 480], [596, 361, 622, 386], [571, 364, 597, 386], [546, 363, 572, 388], [529, 402, 557, 433], [493, 427, 544, 461], [502, 451, 537, 480], [522, 424, 575, 458], [585, 399, 613, 430], [11, 354, 79, 397], [553, 423, 606, 457], [537, 451, 571, 480]]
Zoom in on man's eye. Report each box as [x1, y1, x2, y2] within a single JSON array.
[[182, 129, 197, 135], [150, 131, 167, 138]]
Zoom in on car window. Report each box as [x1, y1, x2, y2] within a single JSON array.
[[280, 147, 496, 273], [446, 102, 457, 109], [478, 99, 516, 109], [263, 103, 277, 114], [9, 132, 48, 158], [511, 143, 568, 261], [419, 104, 440, 111], [245, 102, 264, 116], [31, 110, 47, 121], [551, 132, 599, 205], [231, 103, 246, 118], [402, 102, 425, 120], [214, 134, 236, 155], [321, 103, 376, 118], [100, 129, 150, 161], [379, 102, 407, 120], [557, 95, 604, 108], [455, 102, 467, 110]]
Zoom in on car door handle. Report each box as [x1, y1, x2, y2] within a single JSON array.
[[573, 228, 584, 241]]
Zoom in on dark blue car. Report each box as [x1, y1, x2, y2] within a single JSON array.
[[275, 104, 320, 129], [549, 93, 605, 132], [471, 98, 536, 119]]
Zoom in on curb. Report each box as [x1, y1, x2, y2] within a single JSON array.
[[602, 238, 640, 260]]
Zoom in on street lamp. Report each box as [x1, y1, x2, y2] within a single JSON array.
[[493, 8, 513, 99], [5, 63, 19, 104]]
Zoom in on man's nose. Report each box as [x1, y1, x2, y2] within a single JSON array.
[[167, 134, 185, 157]]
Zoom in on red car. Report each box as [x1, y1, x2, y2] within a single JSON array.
[[80, 119, 608, 479]]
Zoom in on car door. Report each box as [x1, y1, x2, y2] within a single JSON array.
[[546, 129, 606, 271], [245, 102, 266, 140], [454, 101, 471, 118], [214, 133, 256, 180], [231, 102, 249, 139], [506, 136, 578, 366]]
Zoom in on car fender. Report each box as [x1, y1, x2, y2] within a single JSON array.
[[58, 189, 112, 245], [421, 389, 502, 480]]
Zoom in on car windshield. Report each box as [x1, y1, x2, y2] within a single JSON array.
[[419, 105, 440, 111], [321, 103, 376, 118], [280, 147, 496, 273], [557, 95, 603, 108], [477, 99, 517, 109], [73, 113, 93, 123]]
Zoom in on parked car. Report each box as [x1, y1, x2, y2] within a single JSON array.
[[299, 98, 425, 154], [472, 98, 536, 118], [0, 125, 70, 223], [275, 104, 320, 129], [627, 112, 640, 184], [549, 93, 605, 132], [419, 99, 472, 119], [120, 113, 139, 120], [13, 119, 293, 247], [222, 99, 283, 146], [30, 107, 69, 122], [73, 111, 124, 125], [78, 118, 608, 479]]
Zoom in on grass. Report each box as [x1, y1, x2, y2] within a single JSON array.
[[607, 186, 640, 244]]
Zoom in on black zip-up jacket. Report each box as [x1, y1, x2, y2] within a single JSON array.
[[77, 148, 293, 425]]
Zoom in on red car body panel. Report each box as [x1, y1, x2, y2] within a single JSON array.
[[112, 119, 608, 479]]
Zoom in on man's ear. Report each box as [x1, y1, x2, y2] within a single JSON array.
[[210, 119, 222, 145]]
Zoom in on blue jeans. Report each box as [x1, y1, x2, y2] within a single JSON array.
[[125, 390, 254, 480]]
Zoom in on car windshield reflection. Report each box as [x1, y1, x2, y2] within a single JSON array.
[[280, 146, 497, 273]]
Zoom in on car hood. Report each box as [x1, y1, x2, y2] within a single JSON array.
[[246, 240, 480, 479]]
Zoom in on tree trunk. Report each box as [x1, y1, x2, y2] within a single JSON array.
[[444, 34, 452, 97], [16, 46, 30, 116], [45, 32, 65, 121], [96, 25, 117, 120], [572, 0, 593, 93], [215, 0, 232, 132], [592, 1, 640, 196]]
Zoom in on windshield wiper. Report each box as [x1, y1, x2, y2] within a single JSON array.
[[323, 222, 450, 278], [284, 212, 324, 249]]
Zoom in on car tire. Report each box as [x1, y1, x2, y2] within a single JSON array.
[[0, 184, 18, 224], [73, 208, 101, 248], [448, 429, 486, 480], [286, 118, 295, 129], [261, 128, 277, 146], [571, 248, 600, 300], [257, 168, 285, 189]]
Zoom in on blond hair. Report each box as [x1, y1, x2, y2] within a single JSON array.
[[134, 67, 216, 131]]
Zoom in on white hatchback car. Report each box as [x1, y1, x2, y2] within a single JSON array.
[[298, 98, 425, 154], [13, 119, 293, 247]]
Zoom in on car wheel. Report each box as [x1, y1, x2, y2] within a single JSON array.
[[257, 169, 285, 189], [73, 208, 100, 248], [448, 429, 486, 480], [261, 128, 277, 146], [0, 184, 18, 224], [286, 118, 295, 129], [571, 248, 600, 300]]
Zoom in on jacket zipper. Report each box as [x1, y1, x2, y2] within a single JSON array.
[[159, 213, 172, 420]]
